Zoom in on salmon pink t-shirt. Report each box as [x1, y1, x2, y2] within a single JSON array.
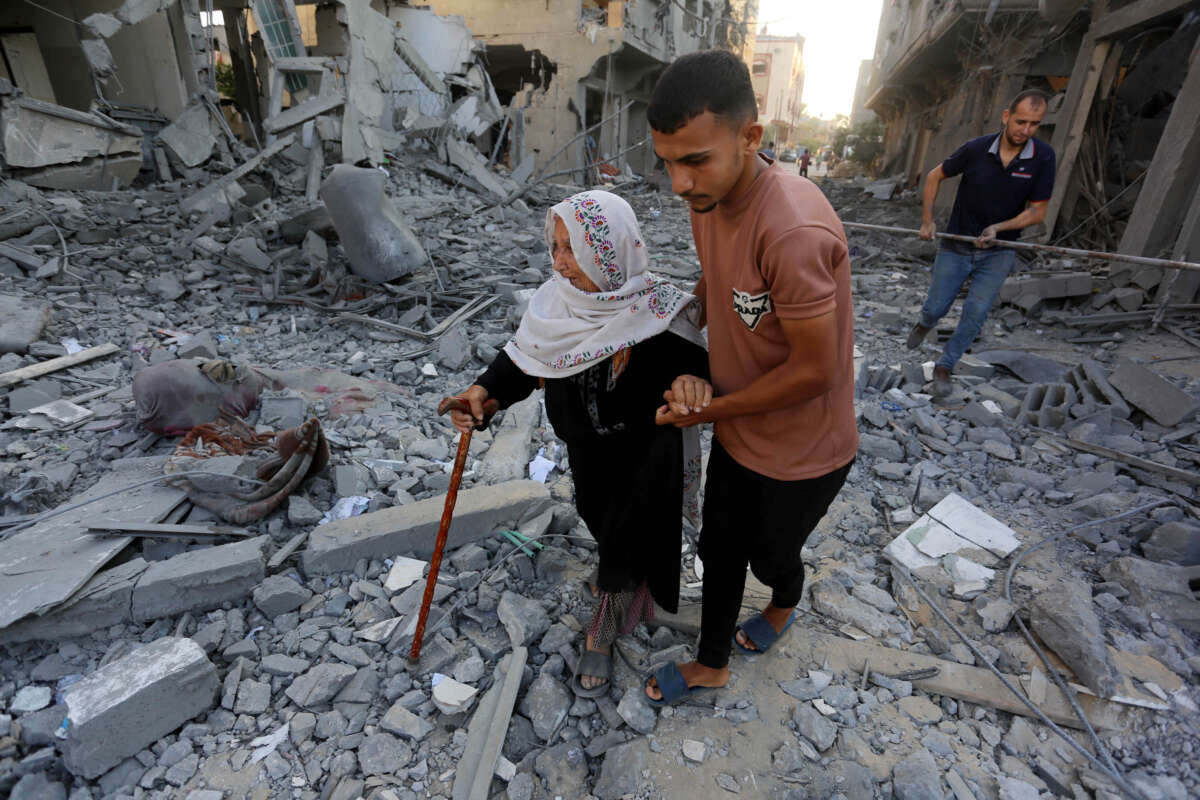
[[691, 158, 858, 481]]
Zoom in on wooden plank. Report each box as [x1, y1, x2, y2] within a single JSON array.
[[1118, 36, 1200, 261], [1047, 433, 1200, 486], [86, 522, 249, 539], [801, 631, 1130, 731], [453, 646, 528, 800], [0, 458, 186, 630], [1090, 0, 1200, 39], [180, 133, 296, 216], [264, 92, 345, 134], [1043, 36, 1111, 240], [0, 343, 119, 389]]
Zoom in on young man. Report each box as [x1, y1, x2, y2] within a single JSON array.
[[907, 90, 1056, 396], [642, 50, 858, 704]]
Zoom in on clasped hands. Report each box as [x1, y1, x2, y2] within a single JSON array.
[[655, 374, 713, 428]]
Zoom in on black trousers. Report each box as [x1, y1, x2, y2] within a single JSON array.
[[696, 441, 852, 669]]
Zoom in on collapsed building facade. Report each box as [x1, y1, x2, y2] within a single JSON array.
[[419, 0, 759, 177], [863, 0, 1200, 299], [1, 0, 758, 192]]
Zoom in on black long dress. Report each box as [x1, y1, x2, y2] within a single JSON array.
[[474, 330, 709, 615]]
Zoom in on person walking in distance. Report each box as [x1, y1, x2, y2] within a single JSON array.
[[906, 90, 1056, 396]]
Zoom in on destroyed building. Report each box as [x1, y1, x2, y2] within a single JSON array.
[[417, 0, 759, 178], [2, 0, 1200, 798], [863, 0, 1200, 299]]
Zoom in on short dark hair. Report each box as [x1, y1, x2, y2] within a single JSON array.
[[1008, 89, 1048, 114], [648, 50, 758, 134]]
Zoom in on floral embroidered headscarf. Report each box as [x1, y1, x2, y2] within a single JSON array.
[[503, 190, 704, 379]]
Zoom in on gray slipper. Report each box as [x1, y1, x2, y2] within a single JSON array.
[[571, 648, 612, 698]]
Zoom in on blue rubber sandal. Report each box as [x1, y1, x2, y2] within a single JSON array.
[[734, 610, 797, 655], [643, 662, 716, 708]]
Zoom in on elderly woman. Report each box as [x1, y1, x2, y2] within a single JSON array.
[[448, 190, 708, 697]]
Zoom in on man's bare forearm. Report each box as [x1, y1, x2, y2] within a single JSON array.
[[698, 361, 834, 424], [922, 167, 944, 224]]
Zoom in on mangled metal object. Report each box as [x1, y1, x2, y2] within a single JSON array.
[[178, 417, 329, 524], [319, 164, 427, 284]]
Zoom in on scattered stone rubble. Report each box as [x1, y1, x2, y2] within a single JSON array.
[[1, 156, 1199, 800]]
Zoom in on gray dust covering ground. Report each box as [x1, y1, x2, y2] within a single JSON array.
[[1, 159, 1199, 800]]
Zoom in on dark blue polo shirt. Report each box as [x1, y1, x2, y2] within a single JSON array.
[[941, 133, 1056, 242]]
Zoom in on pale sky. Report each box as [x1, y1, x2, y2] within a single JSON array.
[[756, 0, 884, 119]]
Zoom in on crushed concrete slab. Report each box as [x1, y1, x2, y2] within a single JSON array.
[[479, 395, 540, 484], [0, 294, 51, 354], [131, 536, 267, 622], [303, 480, 550, 575], [62, 637, 218, 779], [0, 457, 186, 632], [319, 164, 427, 284], [158, 103, 218, 167], [1031, 578, 1122, 698], [0, 559, 148, 644], [1108, 360, 1198, 427]]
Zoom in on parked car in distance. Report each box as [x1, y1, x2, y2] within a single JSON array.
[[778, 148, 797, 162]]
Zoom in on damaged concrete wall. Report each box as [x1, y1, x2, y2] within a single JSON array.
[[0, 0, 196, 119], [421, 0, 614, 175]]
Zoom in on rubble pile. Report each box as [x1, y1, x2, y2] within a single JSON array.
[[1, 149, 1199, 800]]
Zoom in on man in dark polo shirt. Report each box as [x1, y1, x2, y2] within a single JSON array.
[[906, 90, 1056, 396]]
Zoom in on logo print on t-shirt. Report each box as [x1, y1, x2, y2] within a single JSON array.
[[732, 288, 773, 331]]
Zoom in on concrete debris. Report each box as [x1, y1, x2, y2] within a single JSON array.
[[319, 164, 428, 284], [1031, 578, 1123, 699], [1108, 360, 1198, 427], [1, 18, 1199, 793], [0, 96, 142, 190], [62, 637, 218, 778]]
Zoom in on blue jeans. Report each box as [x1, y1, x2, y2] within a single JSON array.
[[919, 245, 1015, 370]]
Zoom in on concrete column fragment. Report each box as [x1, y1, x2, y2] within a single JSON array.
[[303, 480, 550, 575], [63, 637, 219, 779], [131, 536, 268, 622], [318, 164, 427, 284]]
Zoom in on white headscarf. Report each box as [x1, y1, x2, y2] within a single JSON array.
[[503, 190, 706, 527], [503, 190, 705, 378]]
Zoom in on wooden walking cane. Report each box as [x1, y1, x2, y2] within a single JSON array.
[[409, 395, 499, 662]]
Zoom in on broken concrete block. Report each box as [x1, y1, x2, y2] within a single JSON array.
[[0, 559, 148, 644], [1110, 287, 1144, 311], [319, 164, 426, 284], [158, 104, 216, 168], [974, 350, 1067, 384], [285, 663, 357, 709], [63, 637, 218, 779], [131, 536, 267, 623], [1019, 383, 1077, 428], [1101, 557, 1200, 633], [1108, 361, 1198, 428], [303, 480, 550, 575], [0, 293, 51, 354], [252, 574, 313, 618], [176, 331, 218, 360], [479, 395, 540, 484], [1142, 521, 1200, 566], [809, 579, 889, 637], [80, 39, 116, 78], [1030, 578, 1121, 698], [497, 591, 550, 647], [225, 237, 272, 271], [83, 12, 123, 38]]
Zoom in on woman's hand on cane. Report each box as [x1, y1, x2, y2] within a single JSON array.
[[448, 385, 490, 434]]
